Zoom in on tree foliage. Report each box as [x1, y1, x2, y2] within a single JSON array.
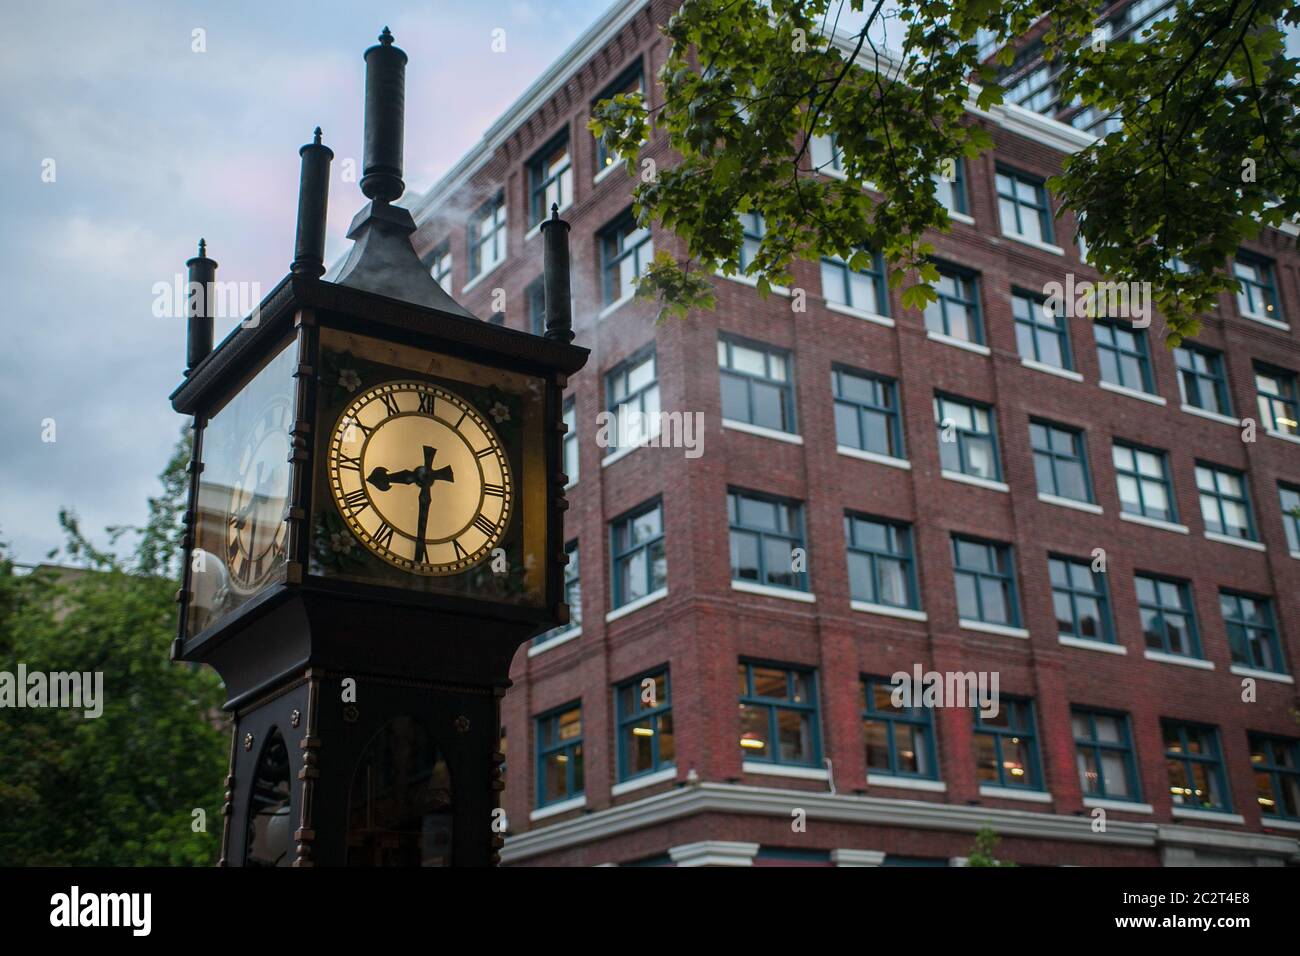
[[966, 824, 1016, 866], [0, 428, 227, 866], [591, 0, 1299, 344]]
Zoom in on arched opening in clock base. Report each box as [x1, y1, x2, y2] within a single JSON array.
[[346, 716, 453, 866], [245, 727, 294, 867]]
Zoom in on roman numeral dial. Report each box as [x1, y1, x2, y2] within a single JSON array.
[[326, 380, 513, 576], [224, 395, 293, 596]]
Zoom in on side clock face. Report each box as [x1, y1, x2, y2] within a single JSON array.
[[225, 396, 292, 594], [327, 381, 513, 576]]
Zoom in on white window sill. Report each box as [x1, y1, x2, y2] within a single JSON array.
[[826, 301, 894, 327], [1143, 650, 1214, 670], [593, 161, 624, 186], [1171, 807, 1245, 825], [1119, 512, 1189, 535], [611, 766, 677, 796], [1083, 797, 1153, 814], [947, 210, 975, 226], [941, 470, 1009, 493], [605, 587, 668, 624], [1059, 635, 1127, 655], [1291, 550, 1300, 561], [820, 167, 849, 181], [743, 761, 829, 781], [1002, 232, 1066, 256], [598, 292, 637, 320], [851, 601, 927, 622], [601, 442, 648, 469], [867, 774, 947, 792], [1240, 312, 1290, 331], [527, 627, 582, 657], [564, 477, 578, 492], [959, 619, 1030, 639], [1038, 492, 1102, 515], [530, 795, 586, 821], [722, 419, 803, 444], [1204, 531, 1265, 552], [979, 786, 1052, 803], [836, 445, 911, 470], [731, 580, 816, 603], [1180, 404, 1238, 427], [1021, 358, 1083, 382], [525, 199, 573, 242], [1266, 429, 1300, 446], [718, 272, 791, 296], [461, 257, 506, 295], [1229, 665, 1293, 684], [1261, 817, 1300, 833], [926, 330, 991, 356], [1098, 380, 1166, 405]]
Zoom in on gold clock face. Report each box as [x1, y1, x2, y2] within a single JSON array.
[[225, 395, 292, 594], [327, 381, 513, 575]]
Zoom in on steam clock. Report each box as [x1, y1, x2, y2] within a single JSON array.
[[170, 29, 587, 866]]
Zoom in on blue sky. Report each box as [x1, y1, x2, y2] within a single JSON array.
[[0, 0, 616, 564]]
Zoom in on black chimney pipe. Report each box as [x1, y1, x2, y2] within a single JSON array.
[[185, 238, 217, 374], [541, 204, 574, 343], [292, 127, 333, 277], [360, 27, 407, 202]]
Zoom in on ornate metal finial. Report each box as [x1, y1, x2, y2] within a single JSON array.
[[541, 206, 574, 343], [379, 26, 394, 45], [198, 238, 206, 257], [292, 128, 333, 277], [313, 126, 322, 145], [551, 202, 560, 220]]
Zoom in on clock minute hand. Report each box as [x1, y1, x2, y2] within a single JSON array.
[[414, 446, 435, 563]]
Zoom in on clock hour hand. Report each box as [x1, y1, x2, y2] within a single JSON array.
[[366, 466, 417, 492]]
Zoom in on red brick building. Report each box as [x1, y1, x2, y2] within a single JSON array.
[[409, 0, 1300, 866]]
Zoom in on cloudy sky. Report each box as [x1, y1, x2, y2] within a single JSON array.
[[0, 0, 615, 564]]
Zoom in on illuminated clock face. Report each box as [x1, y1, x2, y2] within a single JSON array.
[[326, 381, 513, 575], [225, 396, 292, 594]]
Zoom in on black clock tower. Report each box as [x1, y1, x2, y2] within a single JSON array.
[[170, 29, 587, 867]]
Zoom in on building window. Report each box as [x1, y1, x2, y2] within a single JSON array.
[[1031, 420, 1092, 503], [1195, 462, 1257, 540], [562, 397, 578, 485], [468, 193, 506, 280], [728, 490, 807, 591], [974, 697, 1041, 789], [996, 168, 1053, 244], [535, 540, 581, 645], [719, 337, 796, 433], [1094, 320, 1153, 393], [861, 676, 937, 779], [535, 703, 583, 807], [935, 394, 1000, 481], [610, 500, 666, 608], [1221, 591, 1285, 674], [1250, 734, 1300, 821], [1174, 345, 1232, 416], [599, 211, 653, 306], [1163, 721, 1230, 812], [1233, 254, 1282, 323], [1072, 708, 1140, 801], [1050, 555, 1113, 644], [933, 159, 967, 214], [951, 535, 1020, 628], [845, 514, 918, 609], [820, 251, 887, 316], [1280, 483, 1300, 553], [616, 669, 674, 781], [738, 661, 820, 767], [428, 241, 452, 288], [1014, 291, 1071, 369], [1254, 362, 1299, 436], [924, 266, 982, 344], [1112, 442, 1177, 523], [594, 62, 644, 172], [738, 211, 765, 272], [832, 367, 904, 459], [810, 133, 844, 173], [605, 350, 660, 452], [528, 131, 572, 225], [1136, 573, 1200, 658], [527, 277, 546, 336]]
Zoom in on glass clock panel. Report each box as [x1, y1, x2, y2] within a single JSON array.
[[311, 327, 548, 607], [186, 339, 297, 638]]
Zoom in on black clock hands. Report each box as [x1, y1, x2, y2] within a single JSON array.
[[366, 445, 455, 563]]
